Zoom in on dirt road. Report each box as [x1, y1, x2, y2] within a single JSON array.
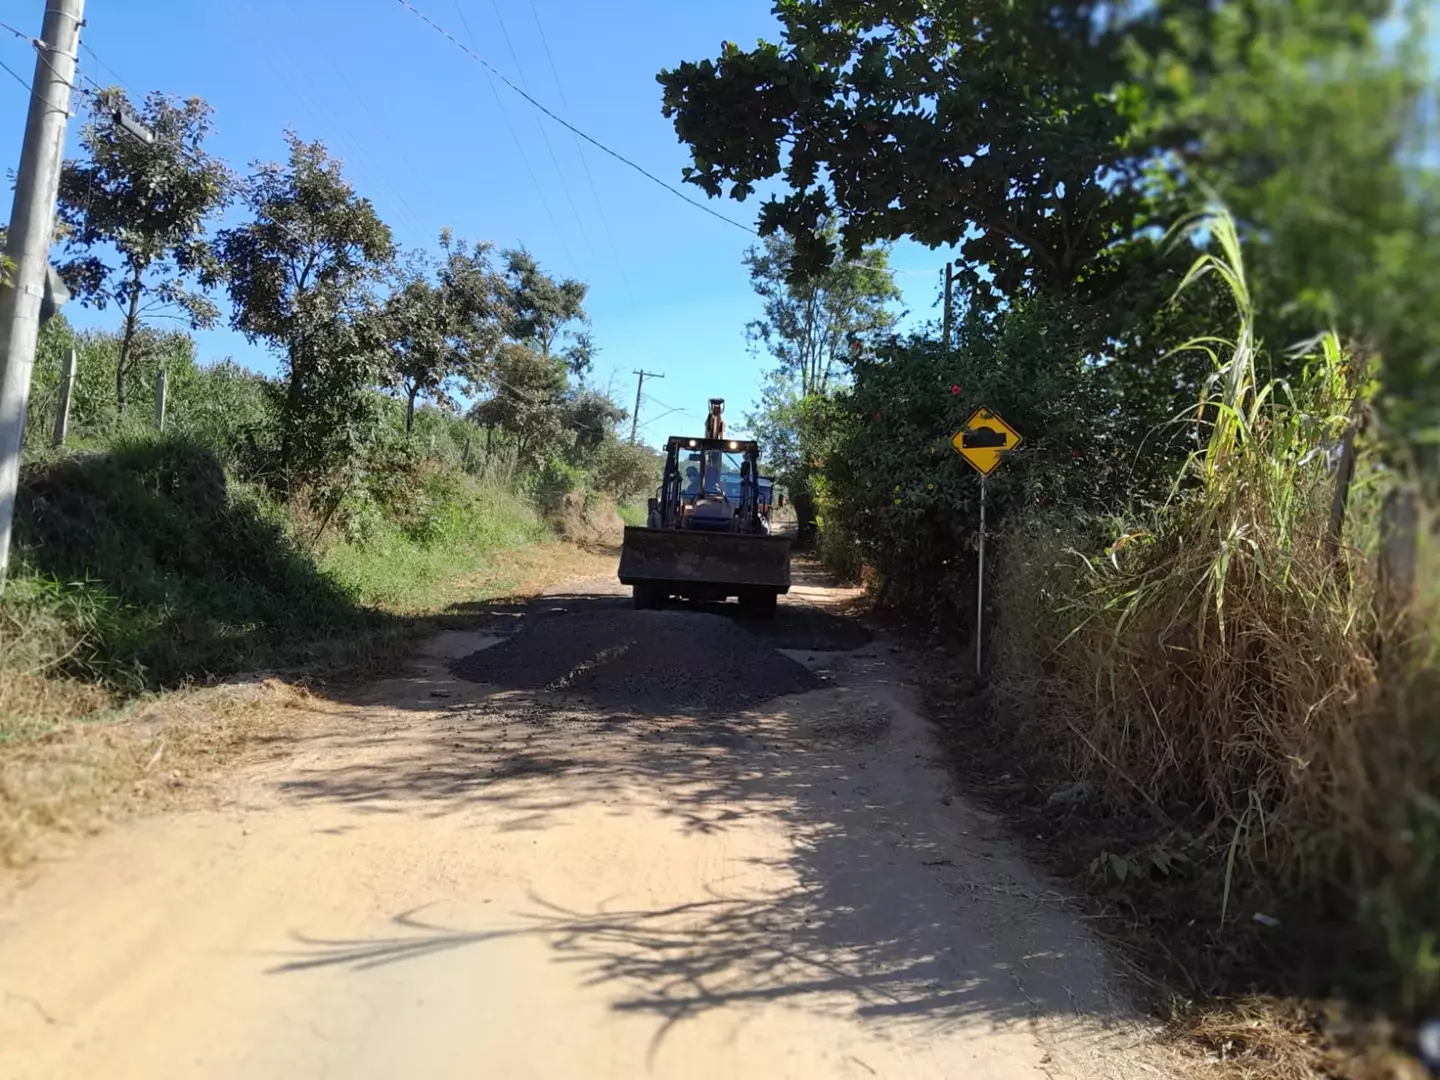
[[0, 569, 1176, 1079]]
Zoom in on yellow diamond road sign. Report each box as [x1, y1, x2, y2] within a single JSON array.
[[951, 407, 1022, 475]]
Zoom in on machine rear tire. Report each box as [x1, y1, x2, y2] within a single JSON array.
[[633, 583, 664, 610], [740, 589, 779, 619]]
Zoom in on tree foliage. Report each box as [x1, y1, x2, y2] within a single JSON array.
[[214, 132, 395, 484], [469, 343, 570, 468], [56, 89, 232, 413], [744, 225, 900, 397], [659, 0, 1171, 293], [499, 248, 594, 375], [379, 236, 507, 433]]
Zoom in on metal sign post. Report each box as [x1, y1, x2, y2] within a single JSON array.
[[976, 474, 986, 675], [950, 406, 1022, 677]]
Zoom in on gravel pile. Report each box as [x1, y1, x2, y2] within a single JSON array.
[[451, 608, 821, 713]]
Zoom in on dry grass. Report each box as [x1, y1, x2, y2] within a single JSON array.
[[0, 673, 114, 740], [977, 210, 1439, 1076], [433, 536, 619, 611], [0, 679, 328, 868], [0, 537, 619, 869]]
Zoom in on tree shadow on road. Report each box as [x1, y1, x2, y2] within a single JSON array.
[[264, 589, 1144, 1061]]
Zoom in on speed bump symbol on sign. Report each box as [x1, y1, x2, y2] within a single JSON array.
[[951, 407, 1023, 475]]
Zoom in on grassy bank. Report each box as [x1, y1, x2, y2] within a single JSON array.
[[966, 223, 1438, 1074], [319, 482, 549, 612], [1, 434, 615, 737], [0, 432, 622, 866]]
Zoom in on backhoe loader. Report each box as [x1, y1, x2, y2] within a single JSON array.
[[618, 403, 791, 617]]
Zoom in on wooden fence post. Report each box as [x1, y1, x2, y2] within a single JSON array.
[[154, 365, 168, 432], [51, 346, 76, 446], [1324, 403, 1362, 563], [1379, 486, 1419, 619]]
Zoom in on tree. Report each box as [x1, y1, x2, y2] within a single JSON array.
[[743, 228, 899, 543], [591, 439, 663, 502], [659, 1, 1165, 293], [469, 342, 571, 468], [562, 389, 625, 462], [744, 225, 900, 397], [1144, 1, 1439, 442], [499, 249, 594, 375], [56, 89, 231, 414], [379, 271, 456, 436], [214, 132, 395, 485], [658, 0, 1395, 301], [380, 236, 506, 434], [437, 229, 510, 390]]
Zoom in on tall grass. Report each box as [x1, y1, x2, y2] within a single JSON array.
[[1, 432, 564, 737], [993, 208, 1438, 1013], [320, 480, 548, 612]]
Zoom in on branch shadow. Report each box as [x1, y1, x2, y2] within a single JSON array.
[[266, 587, 1140, 1060]]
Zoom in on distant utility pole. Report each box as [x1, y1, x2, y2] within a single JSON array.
[[629, 369, 664, 443], [0, 0, 85, 596], [942, 261, 954, 350]]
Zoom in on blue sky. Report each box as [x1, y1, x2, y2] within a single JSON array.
[[0, 0, 955, 446]]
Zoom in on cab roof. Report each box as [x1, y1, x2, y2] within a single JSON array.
[[665, 435, 760, 454]]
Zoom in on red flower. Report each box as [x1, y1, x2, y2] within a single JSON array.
[[950, 384, 962, 395]]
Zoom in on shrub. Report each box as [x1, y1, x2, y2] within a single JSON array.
[[9, 433, 370, 688], [992, 210, 1439, 1014]]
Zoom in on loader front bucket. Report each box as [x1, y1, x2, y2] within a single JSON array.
[[617, 526, 791, 598]]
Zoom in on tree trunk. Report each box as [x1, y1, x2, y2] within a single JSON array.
[[790, 481, 818, 550], [115, 268, 145, 416], [405, 384, 420, 434], [279, 348, 307, 491]]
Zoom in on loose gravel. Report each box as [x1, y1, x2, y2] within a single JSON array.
[[450, 608, 822, 714]]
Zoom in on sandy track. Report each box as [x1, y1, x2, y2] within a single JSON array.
[[0, 572, 1178, 1079]]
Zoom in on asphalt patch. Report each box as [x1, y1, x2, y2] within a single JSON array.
[[450, 608, 823, 714]]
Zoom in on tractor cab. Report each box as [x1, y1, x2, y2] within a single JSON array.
[[618, 400, 792, 616], [660, 437, 762, 533]]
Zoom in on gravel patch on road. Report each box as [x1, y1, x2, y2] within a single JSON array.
[[450, 608, 821, 714]]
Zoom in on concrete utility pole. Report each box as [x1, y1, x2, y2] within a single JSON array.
[[629, 369, 663, 443], [0, 0, 85, 595]]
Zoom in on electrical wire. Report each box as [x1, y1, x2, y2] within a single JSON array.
[[236, 0, 431, 242], [480, 0, 593, 260], [0, 22, 87, 116], [526, 0, 635, 305], [392, 0, 757, 235], [0, 54, 34, 99], [78, 40, 132, 92], [448, 0, 578, 274]]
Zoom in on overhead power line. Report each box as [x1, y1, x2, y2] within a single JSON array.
[[78, 40, 131, 92], [391, 0, 757, 236], [0, 55, 35, 100], [479, 0, 593, 259], [448, 0, 579, 274], [526, 0, 635, 304]]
